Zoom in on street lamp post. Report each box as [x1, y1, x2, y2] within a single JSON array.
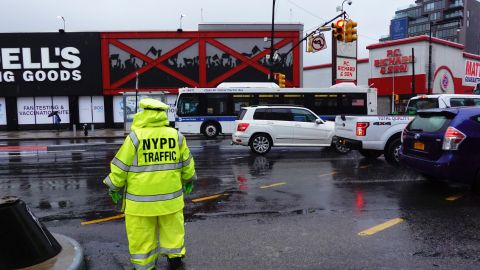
[[178, 14, 186, 32], [340, 0, 353, 12], [56, 16, 65, 33]]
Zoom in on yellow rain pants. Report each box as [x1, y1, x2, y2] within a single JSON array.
[[126, 211, 186, 270]]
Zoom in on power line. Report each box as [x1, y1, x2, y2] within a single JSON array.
[[287, 0, 326, 21]]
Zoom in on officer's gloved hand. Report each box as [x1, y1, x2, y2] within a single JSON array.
[[109, 189, 122, 204], [183, 182, 194, 195]]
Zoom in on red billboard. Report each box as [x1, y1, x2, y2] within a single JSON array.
[[101, 31, 301, 95]]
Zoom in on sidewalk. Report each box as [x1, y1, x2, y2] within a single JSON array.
[[0, 129, 210, 141], [0, 129, 127, 141]]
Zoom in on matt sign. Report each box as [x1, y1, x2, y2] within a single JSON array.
[[464, 60, 480, 85], [0, 33, 102, 96]]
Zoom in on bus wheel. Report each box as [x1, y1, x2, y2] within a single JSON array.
[[202, 122, 220, 139]]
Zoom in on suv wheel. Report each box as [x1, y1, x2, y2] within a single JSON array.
[[385, 138, 401, 165], [250, 134, 272, 155], [202, 122, 220, 139]]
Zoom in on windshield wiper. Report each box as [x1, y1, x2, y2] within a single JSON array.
[[409, 128, 423, 132]]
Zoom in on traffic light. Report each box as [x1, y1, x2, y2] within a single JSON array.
[[307, 34, 314, 52], [278, 73, 286, 88], [331, 19, 345, 42], [345, 20, 358, 43]]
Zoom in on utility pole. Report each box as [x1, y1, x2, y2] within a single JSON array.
[[269, 0, 276, 82]]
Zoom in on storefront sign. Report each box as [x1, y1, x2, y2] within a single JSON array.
[[17, 97, 70, 125], [0, 33, 102, 96], [336, 57, 357, 80], [464, 60, 480, 84], [374, 49, 414, 75]]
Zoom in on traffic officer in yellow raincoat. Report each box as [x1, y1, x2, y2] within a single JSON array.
[[103, 98, 196, 270]]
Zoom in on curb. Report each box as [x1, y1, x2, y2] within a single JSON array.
[[58, 234, 85, 270], [47, 143, 122, 151]]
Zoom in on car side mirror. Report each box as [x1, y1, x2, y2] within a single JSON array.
[[315, 119, 323, 125]]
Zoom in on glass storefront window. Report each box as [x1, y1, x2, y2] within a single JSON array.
[[79, 96, 105, 123], [17, 97, 70, 125]]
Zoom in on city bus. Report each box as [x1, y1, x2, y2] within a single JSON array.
[[175, 83, 377, 138]]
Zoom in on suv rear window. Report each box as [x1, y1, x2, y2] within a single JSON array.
[[406, 98, 439, 115], [407, 114, 452, 132]]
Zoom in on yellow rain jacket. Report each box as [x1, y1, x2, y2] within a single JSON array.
[[103, 98, 196, 216]]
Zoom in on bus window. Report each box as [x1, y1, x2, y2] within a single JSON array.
[[233, 94, 253, 115], [177, 94, 201, 116], [206, 93, 230, 115], [312, 94, 338, 115], [283, 94, 305, 106], [340, 94, 367, 114], [257, 94, 281, 105]]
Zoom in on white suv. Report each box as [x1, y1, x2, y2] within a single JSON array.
[[232, 105, 350, 154]]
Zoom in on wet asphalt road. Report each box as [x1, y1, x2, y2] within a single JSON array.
[[1, 138, 480, 269]]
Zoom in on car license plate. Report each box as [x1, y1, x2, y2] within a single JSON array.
[[413, 141, 425, 151]]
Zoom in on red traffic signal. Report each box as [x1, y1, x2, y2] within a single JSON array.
[[336, 19, 345, 28], [331, 19, 345, 42]]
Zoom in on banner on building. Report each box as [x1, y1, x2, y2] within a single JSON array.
[[464, 59, 480, 85], [0, 33, 102, 96], [17, 96, 70, 125]]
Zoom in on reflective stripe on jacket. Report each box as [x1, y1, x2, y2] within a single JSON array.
[[103, 106, 196, 216]]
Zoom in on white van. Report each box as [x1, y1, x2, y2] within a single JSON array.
[[405, 94, 480, 115]]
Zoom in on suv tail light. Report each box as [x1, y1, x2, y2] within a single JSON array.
[[237, 123, 250, 132], [442, 126, 466, 150], [356, 122, 369, 136]]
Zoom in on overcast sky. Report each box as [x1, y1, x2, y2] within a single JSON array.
[[1, 0, 415, 66]]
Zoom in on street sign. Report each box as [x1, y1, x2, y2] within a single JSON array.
[[336, 57, 357, 80], [312, 33, 327, 52]]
